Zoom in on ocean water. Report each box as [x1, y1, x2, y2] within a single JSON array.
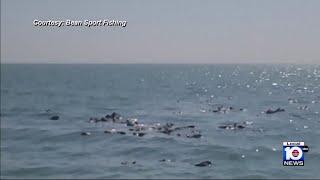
[[1, 64, 320, 179]]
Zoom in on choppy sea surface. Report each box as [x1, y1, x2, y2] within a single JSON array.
[[1, 64, 320, 179]]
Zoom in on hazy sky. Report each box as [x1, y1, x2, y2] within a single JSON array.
[[1, 0, 319, 63]]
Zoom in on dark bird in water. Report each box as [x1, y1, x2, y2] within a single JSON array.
[[265, 108, 285, 114], [159, 159, 172, 162], [121, 161, 136, 165], [117, 131, 126, 135], [218, 122, 250, 130], [104, 129, 126, 135], [174, 125, 195, 131], [133, 132, 146, 137], [49, 115, 59, 120], [187, 134, 202, 138], [195, 161, 212, 167], [105, 112, 122, 121], [80, 132, 91, 136], [126, 118, 139, 126]]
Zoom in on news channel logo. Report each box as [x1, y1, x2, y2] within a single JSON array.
[[283, 142, 309, 166]]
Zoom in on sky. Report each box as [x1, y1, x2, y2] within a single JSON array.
[[1, 0, 320, 64]]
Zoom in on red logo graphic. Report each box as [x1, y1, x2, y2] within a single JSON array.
[[292, 149, 300, 157]]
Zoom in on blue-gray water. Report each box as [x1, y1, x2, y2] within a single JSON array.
[[1, 64, 320, 179]]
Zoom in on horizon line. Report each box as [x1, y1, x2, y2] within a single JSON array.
[[1, 62, 320, 65]]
